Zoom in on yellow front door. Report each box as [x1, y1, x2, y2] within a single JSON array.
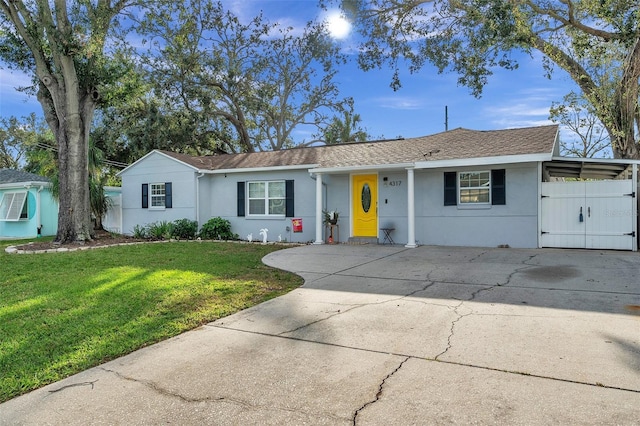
[[352, 174, 378, 237]]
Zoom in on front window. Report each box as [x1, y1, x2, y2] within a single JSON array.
[[248, 181, 285, 216], [0, 191, 28, 221], [150, 183, 166, 208], [459, 171, 490, 204]]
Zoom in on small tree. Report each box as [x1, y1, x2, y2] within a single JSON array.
[[550, 92, 612, 158], [323, 106, 370, 145]]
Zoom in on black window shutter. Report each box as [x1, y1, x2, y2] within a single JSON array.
[[165, 182, 173, 208], [142, 183, 148, 208], [492, 169, 506, 205], [444, 172, 457, 206], [285, 180, 294, 217], [237, 181, 245, 217]]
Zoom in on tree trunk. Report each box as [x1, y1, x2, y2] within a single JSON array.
[[38, 83, 95, 243], [56, 111, 93, 243]]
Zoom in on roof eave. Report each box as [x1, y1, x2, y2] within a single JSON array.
[[201, 164, 318, 174], [415, 153, 553, 169], [0, 181, 52, 189], [310, 162, 415, 174], [116, 150, 199, 176]]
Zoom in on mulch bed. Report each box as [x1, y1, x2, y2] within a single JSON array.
[[13, 230, 146, 252]]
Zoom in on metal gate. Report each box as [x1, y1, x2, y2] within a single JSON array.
[[541, 180, 636, 250]]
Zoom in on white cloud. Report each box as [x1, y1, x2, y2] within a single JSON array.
[[0, 69, 32, 90], [373, 96, 424, 110]]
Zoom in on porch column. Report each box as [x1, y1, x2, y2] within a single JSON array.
[[405, 168, 417, 248], [314, 173, 324, 244]]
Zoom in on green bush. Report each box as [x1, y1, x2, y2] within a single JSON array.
[[172, 218, 198, 239], [199, 217, 236, 240], [147, 221, 173, 240], [132, 224, 147, 239]]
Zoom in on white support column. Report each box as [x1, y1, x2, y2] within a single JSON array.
[[405, 168, 417, 248], [633, 163, 638, 252], [314, 173, 324, 244]]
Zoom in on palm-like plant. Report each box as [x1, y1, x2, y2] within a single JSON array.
[[324, 108, 369, 145]]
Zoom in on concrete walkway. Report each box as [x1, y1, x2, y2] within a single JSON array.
[[1, 244, 639, 425]]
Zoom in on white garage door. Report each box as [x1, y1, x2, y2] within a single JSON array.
[[541, 180, 636, 250]]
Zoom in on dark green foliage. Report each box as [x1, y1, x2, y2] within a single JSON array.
[[199, 217, 236, 240], [172, 218, 198, 239]]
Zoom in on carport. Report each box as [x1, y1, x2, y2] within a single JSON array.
[[540, 157, 639, 251]]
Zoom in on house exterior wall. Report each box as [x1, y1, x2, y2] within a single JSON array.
[[324, 174, 351, 241], [205, 169, 318, 243], [103, 188, 122, 234], [119, 152, 541, 248], [414, 163, 539, 248], [120, 153, 197, 234], [0, 186, 57, 238], [377, 171, 409, 242]]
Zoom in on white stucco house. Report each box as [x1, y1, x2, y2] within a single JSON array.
[[117, 125, 640, 251]]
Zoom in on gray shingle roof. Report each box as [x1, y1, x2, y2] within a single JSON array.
[[159, 125, 559, 171], [0, 169, 51, 184]]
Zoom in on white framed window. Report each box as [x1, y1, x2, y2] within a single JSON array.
[[459, 171, 490, 204], [150, 183, 166, 208], [248, 181, 285, 216], [0, 191, 28, 221]]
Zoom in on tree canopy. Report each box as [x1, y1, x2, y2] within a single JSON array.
[[135, 0, 351, 154], [0, 0, 140, 242], [335, 0, 640, 158]]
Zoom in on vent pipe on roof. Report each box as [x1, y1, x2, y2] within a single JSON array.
[[445, 106, 448, 132]]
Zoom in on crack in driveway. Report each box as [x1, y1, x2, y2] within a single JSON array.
[[352, 356, 410, 425], [434, 254, 540, 361], [97, 367, 348, 422], [277, 280, 436, 336]]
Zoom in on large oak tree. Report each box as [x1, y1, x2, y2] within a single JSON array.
[[335, 0, 639, 158], [0, 0, 138, 242]]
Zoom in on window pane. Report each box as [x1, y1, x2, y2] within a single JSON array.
[[268, 181, 285, 197], [248, 182, 265, 198], [150, 183, 165, 207], [479, 172, 490, 186], [151, 183, 165, 196], [269, 199, 285, 215], [249, 199, 265, 215], [460, 188, 489, 204], [20, 196, 28, 219], [151, 196, 165, 207]]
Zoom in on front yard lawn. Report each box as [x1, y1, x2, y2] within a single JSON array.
[[0, 240, 303, 403]]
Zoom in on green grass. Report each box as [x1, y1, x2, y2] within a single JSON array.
[[0, 239, 303, 402]]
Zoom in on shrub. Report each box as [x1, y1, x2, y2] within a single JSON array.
[[199, 217, 236, 240], [172, 219, 198, 239], [132, 224, 147, 239], [147, 221, 173, 240]]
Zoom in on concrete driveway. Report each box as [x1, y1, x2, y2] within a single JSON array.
[[1, 244, 639, 425]]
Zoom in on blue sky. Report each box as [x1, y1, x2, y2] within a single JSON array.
[[0, 0, 579, 143]]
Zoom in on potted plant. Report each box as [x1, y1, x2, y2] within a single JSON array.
[[323, 209, 339, 225]]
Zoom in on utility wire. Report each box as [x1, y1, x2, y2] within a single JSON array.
[[32, 142, 130, 168]]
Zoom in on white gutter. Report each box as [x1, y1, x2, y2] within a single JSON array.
[[0, 181, 52, 190], [415, 153, 552, 169], [36, 185, 44, 237], [310, 162, 415, 174], [200, 164, 317, 175]]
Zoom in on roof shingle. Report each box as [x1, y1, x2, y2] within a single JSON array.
[[0, 169, 51, 184], [158, 125, 558, 171]]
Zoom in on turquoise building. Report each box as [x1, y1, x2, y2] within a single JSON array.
[[0, 169, 58, 239]]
